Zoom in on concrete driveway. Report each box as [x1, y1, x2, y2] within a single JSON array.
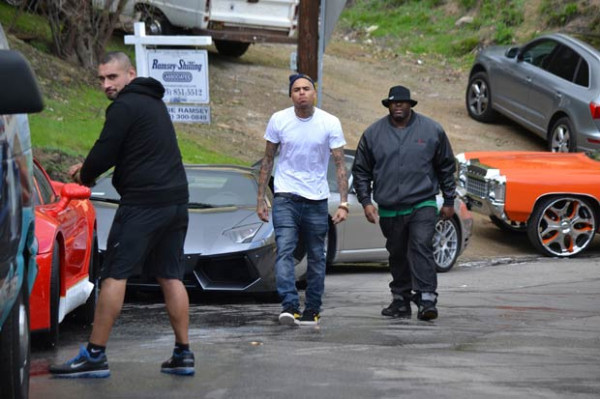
[[30, 258, 600, 399]]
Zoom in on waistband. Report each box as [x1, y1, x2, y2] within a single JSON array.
[[275, 192, 327, 204]]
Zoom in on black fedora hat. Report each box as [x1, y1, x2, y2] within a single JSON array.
[[381, 85, 418, 107]]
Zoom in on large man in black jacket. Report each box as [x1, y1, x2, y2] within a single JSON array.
[[352, 85, 456, 321], [50, 52, 194, 377]]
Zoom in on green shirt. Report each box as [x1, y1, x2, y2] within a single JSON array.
[[378, 199, 438, 217]]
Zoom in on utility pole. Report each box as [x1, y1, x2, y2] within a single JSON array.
[[297, 0, 319, 81]]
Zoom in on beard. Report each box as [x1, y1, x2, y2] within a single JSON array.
[[390, 109, 410, 123]]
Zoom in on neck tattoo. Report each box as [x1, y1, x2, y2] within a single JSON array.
[[295, 107, 314, 121]]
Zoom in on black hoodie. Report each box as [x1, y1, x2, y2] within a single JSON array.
[[80, 77, 188, 206]]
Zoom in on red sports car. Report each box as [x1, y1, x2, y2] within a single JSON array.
[[30, 159, 98, 346]]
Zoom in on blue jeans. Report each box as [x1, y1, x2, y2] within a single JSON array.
[[272, 194, 329, 312]]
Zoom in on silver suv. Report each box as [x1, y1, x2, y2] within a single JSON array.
[[466, 33, 600, 153]]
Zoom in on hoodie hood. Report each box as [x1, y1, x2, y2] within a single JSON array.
[[119, 77, 165, 100]]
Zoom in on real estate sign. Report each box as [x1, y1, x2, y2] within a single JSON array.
[[147, 49, 210, 104]]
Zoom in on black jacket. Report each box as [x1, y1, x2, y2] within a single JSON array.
[[352, 112, 456, 209], [80, 77, 188, 206]]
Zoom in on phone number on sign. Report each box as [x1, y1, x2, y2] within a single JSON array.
[[168, 106, 210, 124]]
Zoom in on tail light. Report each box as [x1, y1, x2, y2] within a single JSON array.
[[590, 102, 600, 119]]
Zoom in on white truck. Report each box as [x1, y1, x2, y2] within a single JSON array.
[[111, 0, 300, 57]]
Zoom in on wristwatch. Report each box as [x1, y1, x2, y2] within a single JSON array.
[[338, 202, 350, 212]]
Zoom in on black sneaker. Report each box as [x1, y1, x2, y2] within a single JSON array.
[[381, 298, 412, 318], [161, 350, 195, 376], [417, 300, 438, 321], [298, 309, 320, 326], [49, 345, 110, 378], [278, 307, 301, 326]]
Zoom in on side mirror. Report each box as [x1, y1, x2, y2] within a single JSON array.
[[61, 183, 92, 200], [0, 50, 44, 114], [44, 183, 91, 217], [505, 46, 519, 59]]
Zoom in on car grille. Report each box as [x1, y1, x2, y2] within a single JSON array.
[[465, 177, 488, 198], [464, 164, 489, 198], [192, 254, 260, 290]]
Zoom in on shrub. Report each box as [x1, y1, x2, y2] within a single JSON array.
[[539, 0, 580, 27], [450, 35, 481, 56], [494, 22, 514, 44]]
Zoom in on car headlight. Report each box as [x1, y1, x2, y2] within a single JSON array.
[[487, 178, 506, 202], [457, 163, 468, 188], [455, 154, 468, 189], [223, 223, 263, 244]]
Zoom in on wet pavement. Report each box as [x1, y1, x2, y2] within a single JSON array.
[[29, 257, 600, 399]]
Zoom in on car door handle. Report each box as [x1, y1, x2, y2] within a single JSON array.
[[555, 91, 562, 98]]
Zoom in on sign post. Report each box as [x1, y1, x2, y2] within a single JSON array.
[[124, 22, 213, 123]]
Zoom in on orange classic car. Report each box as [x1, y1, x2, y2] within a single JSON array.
[[456, 151, 599, 257]]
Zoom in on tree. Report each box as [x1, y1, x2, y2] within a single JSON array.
[[43, 0, 130, 69]]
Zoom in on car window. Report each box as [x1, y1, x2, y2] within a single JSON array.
[[33, 163, 56, 205], [187, 169, 257, 207], [91, 169, 259, 207], [521, 39, 558, 68], [574, 57, 589, 87], [545, 44, 582, 82]]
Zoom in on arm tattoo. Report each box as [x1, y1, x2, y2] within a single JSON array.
[[331, 147, 348, 202], [257, 141, 279, 200]]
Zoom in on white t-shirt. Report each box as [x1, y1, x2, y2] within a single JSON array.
[[264, 106, 346, 200]]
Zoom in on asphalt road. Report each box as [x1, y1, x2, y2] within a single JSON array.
[[29, 256, 600, 399]]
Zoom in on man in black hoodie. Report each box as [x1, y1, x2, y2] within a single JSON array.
[[50, 52, 194, 378]]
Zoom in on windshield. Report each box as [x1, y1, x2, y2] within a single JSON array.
[[91, 168, 259, 207]]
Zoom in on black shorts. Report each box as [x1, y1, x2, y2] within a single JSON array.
[[100, 204, 188, 280]]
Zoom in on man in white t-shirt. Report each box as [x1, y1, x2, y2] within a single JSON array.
[[257, 73, 349, 326]]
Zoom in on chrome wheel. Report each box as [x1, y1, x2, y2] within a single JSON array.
[[466, 72, 496, 122], [467, 79, 489, 116], [433, 218, 460, 272], [549, 117, 575, 152], [527, 196, 596, 257]]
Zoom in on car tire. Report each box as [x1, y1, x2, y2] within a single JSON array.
[[140, 6, 177, 35], [489, 215, 527, 233], [214, 40, 251, 58], [527, 196, 596, 257], [548, 117, 576, 152], [433, 217, 460, 273], [0, 272, 30, 399], [466, 71, 498, 123], [74, 231, 98, 325]]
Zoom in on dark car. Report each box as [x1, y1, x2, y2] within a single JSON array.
[[466, 33, 600, 152], [90, 165, 306, 295], [0, 22, 43, 399]]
